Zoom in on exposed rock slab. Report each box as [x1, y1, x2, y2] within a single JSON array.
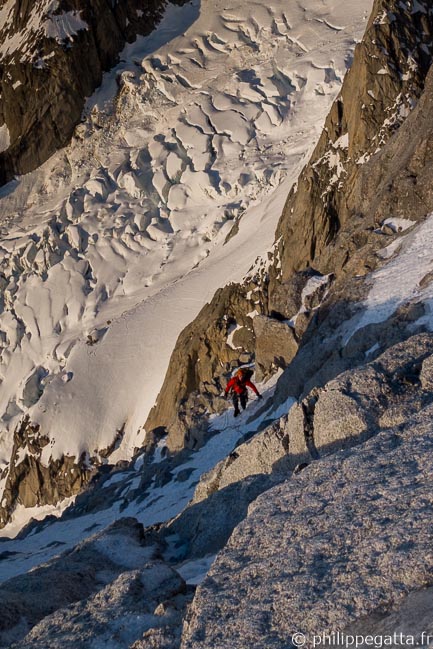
[[191, 421, 291, 506], [181, 403, 433, 648], [166, 474, 273, 561], [0, 518, 161, 647], [343, 586, 433, 648], [14, 565, 188, 649], [286, 333, 433, 458]]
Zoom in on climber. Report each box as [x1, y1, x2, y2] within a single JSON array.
[[225, 368, 263, 417]]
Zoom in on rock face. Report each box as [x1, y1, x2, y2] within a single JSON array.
[[272, 0, 433, 284], [0, 0, 186, 185], [181, 402, 433, 649], [183, 332, 433, 513], [4, 331, 433, 647], [146, 0, 433, 449], [0, 413, 129, 527], [145, 280, 268, 451], [0, 518, 159, 645]]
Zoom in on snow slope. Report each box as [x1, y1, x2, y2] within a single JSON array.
[[0, 370, 285, 570], [0, 0, 372, 496]]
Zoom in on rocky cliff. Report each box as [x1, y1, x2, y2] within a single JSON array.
[[182, 376, 433, 648], [146, 0, 433, 451], [2, 0, 433, 646], [3, 332, 433, 648], [0, 0, 371, 531], [0, 0, 186, 184]]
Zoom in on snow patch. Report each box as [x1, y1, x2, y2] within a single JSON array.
[[43, 11, 88, 42], [382, 217, 416, 233], [343, 213, 433, 343], [177, 555, 217, 585], [226, 324, 244, 350], [1, 496, 76, 540], [334, 133, 349, 149], [0, 124, 10, 153], [289, 273, 332, 327]]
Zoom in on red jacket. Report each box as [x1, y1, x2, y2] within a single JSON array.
[[225, 376, 260, 396]]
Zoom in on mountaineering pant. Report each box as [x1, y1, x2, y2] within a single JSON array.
[[232, 391, 248, 413]]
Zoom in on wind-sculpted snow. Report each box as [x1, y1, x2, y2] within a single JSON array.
[[0, 0, 372, 519]]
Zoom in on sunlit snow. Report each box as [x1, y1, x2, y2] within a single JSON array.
[[0, 0, 372, 524]]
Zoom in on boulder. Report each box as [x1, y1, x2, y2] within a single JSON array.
[[253, 315, 298, 381]]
